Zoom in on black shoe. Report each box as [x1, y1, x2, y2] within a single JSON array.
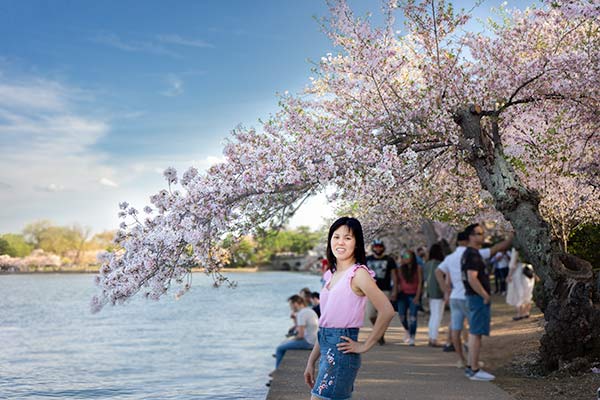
[[378, 336, 385, 345], [443, 343, 455, 352]]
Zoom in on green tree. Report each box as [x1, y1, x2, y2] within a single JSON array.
[[0, 237, 9, 255], [221, 234, 257, 268], [22, 221, 92, 263], [0, 234, 34, 257], [89, 230, 118, 251], [23, 220, 53, 248], [569, 224, 600, 270], [254, 226, 322, 263]]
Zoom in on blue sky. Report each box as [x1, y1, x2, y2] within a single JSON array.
[[0, 0, 535, 235]]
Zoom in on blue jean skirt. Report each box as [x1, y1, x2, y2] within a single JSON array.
[[311, 327, 361, 400]]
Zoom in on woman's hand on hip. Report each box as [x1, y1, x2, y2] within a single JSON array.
[[337, 336, 367, 354]]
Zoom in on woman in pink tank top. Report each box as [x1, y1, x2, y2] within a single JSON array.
[[304, 217, 395, 400]]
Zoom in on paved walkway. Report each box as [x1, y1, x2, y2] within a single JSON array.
[[267, 318, 514, 400]]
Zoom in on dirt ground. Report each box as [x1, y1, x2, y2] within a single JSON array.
[[479, 293, 600, 400]]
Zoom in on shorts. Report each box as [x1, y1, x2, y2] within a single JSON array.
[[366, 290, 391, 320], [449, 298, 470, 331], [466, 295, 491, 336], [311, 327, 361, 400]]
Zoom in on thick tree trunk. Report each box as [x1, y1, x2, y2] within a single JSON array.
[[454, 106, 600, 372], [421, 218, 439, 248]]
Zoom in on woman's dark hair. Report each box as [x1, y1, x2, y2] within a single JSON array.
[[428, 243, 444, 262], [326, 217, 366, 272], [400, 249, 418, 282]]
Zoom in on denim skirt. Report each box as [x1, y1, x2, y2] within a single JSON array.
[[311, 327, 361, 400]]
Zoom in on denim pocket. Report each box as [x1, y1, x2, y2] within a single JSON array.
[[345, 352, 361, 370]]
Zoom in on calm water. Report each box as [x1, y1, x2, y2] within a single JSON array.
[[0, 272, 321, 399]]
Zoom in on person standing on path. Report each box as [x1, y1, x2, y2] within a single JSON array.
[[394, 249, 422, 346], [435, 231, 512, 368], [365, 239, 398, 345], [491, 250, 510, 295], [275, 295, 319, 369], [424, 243, 446, 347], [304, 217, 395, 400], [462, 223, 512, 381], [506, 248, 535, 321]]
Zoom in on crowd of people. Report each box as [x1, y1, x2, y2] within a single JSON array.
[[271, 217, 537, 399]]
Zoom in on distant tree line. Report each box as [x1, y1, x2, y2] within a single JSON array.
[[0, 220, 116, 266], [0, 221, 323, 269], [220, 226, 323, 268]]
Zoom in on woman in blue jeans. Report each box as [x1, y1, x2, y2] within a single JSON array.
[[393, 250, 422, 346]]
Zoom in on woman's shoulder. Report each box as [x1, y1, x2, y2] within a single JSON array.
[[349, 264, 376, 279]]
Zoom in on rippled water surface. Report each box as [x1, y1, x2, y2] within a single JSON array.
[[0, 272, 321, 399]]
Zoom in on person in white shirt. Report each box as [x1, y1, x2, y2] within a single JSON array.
[[274, 295, 319, 369], [435, 229, 512, 368], [492, 251, 510, 295]]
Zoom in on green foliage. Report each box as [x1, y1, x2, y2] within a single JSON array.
[[568, 224, 600, 270], [22, 221, 91, 258], [0, 234, 33, 257], [255, 226, 322, 263], [0, 237, 9, 255], [23, 220, 53, 248], [221, 235, 257, 268], [220, 226, 322, 268], [88, 231, 118, 251]]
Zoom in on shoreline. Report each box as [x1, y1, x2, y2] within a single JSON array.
[[0, 266, 311, 275]]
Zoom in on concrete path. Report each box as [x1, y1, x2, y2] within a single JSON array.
[[267, 319, 514, 400]]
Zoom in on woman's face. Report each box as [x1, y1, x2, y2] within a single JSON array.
[[401, 252, 412, 265], [330, 225, 356, 264]]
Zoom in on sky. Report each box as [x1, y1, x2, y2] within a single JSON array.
[[0, 0, 536, 235]]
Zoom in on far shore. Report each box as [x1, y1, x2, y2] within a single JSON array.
[[0, 266, 315, 275]]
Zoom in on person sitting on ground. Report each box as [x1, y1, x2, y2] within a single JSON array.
[[300, 287, 313, 307], [275, 295, 318, 369], [311, 292, 321, 318]]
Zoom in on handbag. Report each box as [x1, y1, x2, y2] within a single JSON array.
[[522, 264, 534, 279]]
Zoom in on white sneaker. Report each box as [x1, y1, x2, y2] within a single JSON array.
[[409, 337, 415, 346], [469, 369, 495, 381]]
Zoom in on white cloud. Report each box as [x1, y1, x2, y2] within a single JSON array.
[[204, 155, 226, 166], [0, 74, 120, 233], [0, 80, 68, 111], [92, 33, 180, 57], [34, 183, 65, 192], [99, 178, 118, 188], [157, 34, 214, 48], [161, 74, 184, 97]]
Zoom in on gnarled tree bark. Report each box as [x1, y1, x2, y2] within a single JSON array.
[[453, 105, 600, 371]]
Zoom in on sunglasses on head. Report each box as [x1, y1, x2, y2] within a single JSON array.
[[401, 253, 411, 259]]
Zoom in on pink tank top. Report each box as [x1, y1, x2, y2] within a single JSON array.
[[398, 267, 419, 294], [319, 264, 376, 328]]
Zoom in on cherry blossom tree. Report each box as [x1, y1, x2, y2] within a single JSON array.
[[93, 0, 599, 370]]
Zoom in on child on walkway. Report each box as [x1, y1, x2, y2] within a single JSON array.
[[304, 217, 395, 400]]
